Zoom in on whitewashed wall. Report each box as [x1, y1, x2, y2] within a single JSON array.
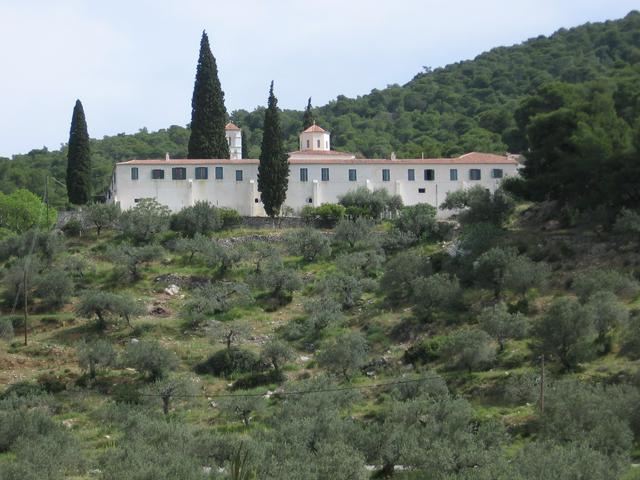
[[110, 160, 518, 217]]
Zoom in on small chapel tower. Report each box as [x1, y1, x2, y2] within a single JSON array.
[[299, 123, 330, 152], [225, 122, 242, 159]]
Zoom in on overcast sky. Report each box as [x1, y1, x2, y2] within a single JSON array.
[[0, 0, 636, 157]]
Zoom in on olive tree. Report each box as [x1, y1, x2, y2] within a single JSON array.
[[207, 319, 251, 350], [182, 282, 251, 327], [478, 302, 528, 352], [261, 339, 293, 373], [119, 198, 171, 243], [75, 290, 143, 330], [380, 251, 431, 306], [85, 202, 121, 237], [585, 290, 629, 354], [76, 339, 116, 379], [106, 243, 163, 282], [440, 328, 496, 372], [284, 227, 331, 262], [122, 340, 179, 380], [169, 201, 222, 237], [531, 297, 596, 370], [317, 332, 368, 380], [147, 374, 198, 415], [411, 273, 461, 321]]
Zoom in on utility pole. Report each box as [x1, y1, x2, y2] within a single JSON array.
[[45, 176, 49, 227], [23, 263, 28, 346], [539, 354, 545, 414]]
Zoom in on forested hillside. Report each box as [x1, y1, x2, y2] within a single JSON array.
[[0, 10, 638, 207]]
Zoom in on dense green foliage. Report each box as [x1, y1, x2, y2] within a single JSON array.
[[4, 13, 638, 210], [187, 31, 230, 159], [66, 99, 92, 205]]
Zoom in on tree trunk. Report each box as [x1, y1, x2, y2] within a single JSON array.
[[162, 395, 170, 415]]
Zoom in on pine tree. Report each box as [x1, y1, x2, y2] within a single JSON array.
[[258, 82, 289, 218], [187, 31, 230, 159], [241, 129, 248, 159], [302, 97, 315, 130], [66, 99, 91, 205]]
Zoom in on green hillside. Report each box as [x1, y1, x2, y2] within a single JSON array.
[[1, 11, 638, 207]]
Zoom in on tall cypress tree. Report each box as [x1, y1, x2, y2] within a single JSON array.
[[302, 97, 314, 130], [66, 99, 91, 204], [241, 128, 248, 159], [188, 31, 230, 159], [258, 82, 289, 218]]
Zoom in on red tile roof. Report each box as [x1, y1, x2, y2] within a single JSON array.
[[118, 152, 518, 166], [302, 124, 326, 133], [225, 122, 240, 130]]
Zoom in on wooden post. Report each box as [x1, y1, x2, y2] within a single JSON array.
[[539, 354, 545, 414], [23, 264, 28, 346]]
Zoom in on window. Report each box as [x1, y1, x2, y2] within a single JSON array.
[[348, 169, 357, 181], [235, 170, 243, 181], [450, 168, 458, 181], [215, 166, 223, 180], [424, 169, 435, 181], [300, 168, 308, 182], [131, 167, 138, 180], [195, 167, 208, 180], [172, 167, 186, 180], [418, 188, 426, 193], [317, 139, 321, 148], [151, 169, 165, 180], [470, 169, 481, 180], [306, 140, 310, 148], [321, 168, 330, 181], [492, 168, 503, 179], [308, 197, 313, 203], [408, 169, 415, 181], [382, 169, 390, 182]]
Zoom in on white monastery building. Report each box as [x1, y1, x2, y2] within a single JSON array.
[[108, 123, 519, 217]]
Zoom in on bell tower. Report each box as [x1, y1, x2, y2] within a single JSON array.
[[299, 123, 330, 152], [225, 122, 242, 159]]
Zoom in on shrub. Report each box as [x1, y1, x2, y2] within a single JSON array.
[[34, 268, 73, 310], [316, 273, 364, 310], [220, 207, 243, 229], [394, 203, 438, 240], [301, 203, 346, 228], [614, 208, 640, 234], [284, 295, 344, 341], [36, 373, 66, 393], [411, 273, 461, 321], [119, 198, 171, 243], [122, 340, 179, 381], [253, 257, 301, 306], [339, 187, 403, 219], [333, 217, 376, 250], [61, 218, 83, 237], [0, 317, 14, 341], [403, 336, 446, 364], [0, 189, 57, 234], [169, 201, 222, 237], [572, 268, 639, 301], [440, 185, 514, 226], [195, 347, 260, 377], [182, 282, 251, 327], [440, 328, 496, 372], [317, 332, 369, 380], [285, 228, 331, 262], [336, 249, 385, 278]]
